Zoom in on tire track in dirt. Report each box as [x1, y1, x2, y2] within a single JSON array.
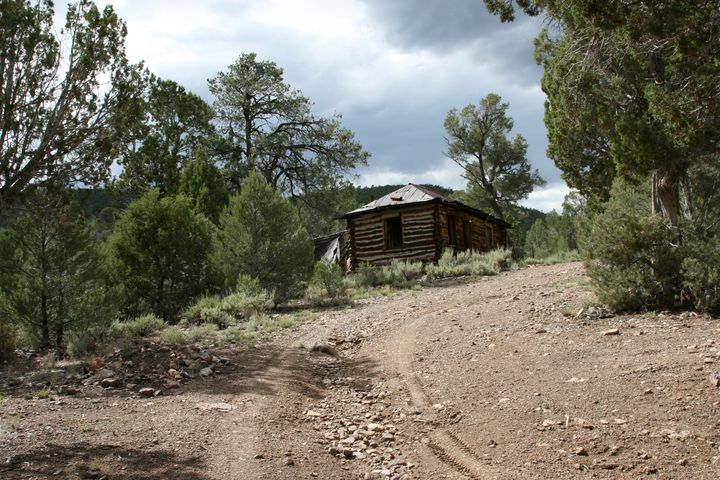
[[383, 299, 510, 480]]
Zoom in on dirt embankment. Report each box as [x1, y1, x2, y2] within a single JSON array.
[[2, 262, 719, 479]]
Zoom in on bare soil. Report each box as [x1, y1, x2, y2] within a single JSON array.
[[2, 262, 719, 479]]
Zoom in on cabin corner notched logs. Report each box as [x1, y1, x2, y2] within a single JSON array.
[[342, 184, 510, 270]]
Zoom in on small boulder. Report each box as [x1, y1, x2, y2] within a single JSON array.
[[100, 377, 121, 388], [138, 387, 156, 397]]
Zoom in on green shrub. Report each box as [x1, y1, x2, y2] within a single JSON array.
[[524, 250, 581, 266], [187, 324, 218, 343], [279, 317, 296, 329], [306, 261, 353, 306], [585, 180, 682, 311], [113, 314, 165, 338], [236, 274, 265, 296], [66, 327, 105, 357], [222, 328, 255, 346], [310, 261, 345, 298], [106, 190, 217, 321], [245, 314, 276, 333], [352, 263, 380, 288], [160, 326, 188, 346], [213, 172, 314, 302], [198, 306, 234, 329], [681, 234, 720, 314], [0, 321, 16, 362], [426, 248, 512, 279], [181, 295, 222, 324], [181, 289, 272, 327], [378, 260, 424, 288], [0, 190, 117, 353], [221, 291, 273, 319]]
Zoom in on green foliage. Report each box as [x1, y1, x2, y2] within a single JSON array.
[[196, 307, 234, 329], [235, 274, 265, 296], [107, 190, 217, 320], [0, 0, 139, 206], [117, 77, 215, 195], [378, 260, 424, 289], [347, 260, 424, 290], [297, 181, 358, 237], [187, 324, 218, 343], [65, 329, 99, 357], [444, 93, 545, 220], [585, 169, 719, 314], [180, 295, 223, 325], [523, 250, 581, 266], [586, 180, 683, 311], [0, 190, 116, 352], [213, 172, 314, 302], [245, 314, 276, 334], [160, 326, 189, 346], [181, 288, 273, 328], [351, 263, 382, 289], [526, 2, 719, 224], [178, 147, 228, 224], [310, 261, 345, 298], [426, 248, 513, 279], [0, 321, 16, 362], [210, 52, 368, 194], [112, 314, 165, 339], [221, 291, 273, 318], [523, 211, 574, 259], [681, 244, 720, 314]]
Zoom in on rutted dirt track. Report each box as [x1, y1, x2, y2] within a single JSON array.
[[3, 262, 720, 479]]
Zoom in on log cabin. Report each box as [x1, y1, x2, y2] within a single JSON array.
[[341, 184, 510, 270]]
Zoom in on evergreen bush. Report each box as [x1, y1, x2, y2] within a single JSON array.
[[213, 173, 314, 302]]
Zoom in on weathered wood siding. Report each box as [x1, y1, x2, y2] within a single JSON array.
[[437, 205, 506, 252], [348, 205, 438, 268]]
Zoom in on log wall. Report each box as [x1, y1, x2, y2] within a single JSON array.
[[347, 204, 508, 270], [437, 205, 506, 252], [348, 205, 438, 268]]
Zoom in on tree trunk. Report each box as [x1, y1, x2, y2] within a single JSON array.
[[488, 197, 505, 222], [55, 323, 64, 357], [244, 99, 254, 171], [652, 168, 681, 226], [40, 292, 50, 350]]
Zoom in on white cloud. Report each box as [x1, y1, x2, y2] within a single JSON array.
[[56, 0, 558, 187], [519, 182, 570, 213], [357, 158, 466, 189]]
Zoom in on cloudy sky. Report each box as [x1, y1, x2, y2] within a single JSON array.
[[66, 0, 568, 211]]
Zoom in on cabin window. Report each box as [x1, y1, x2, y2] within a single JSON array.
[[447, 215, 457, 245], [385, 216, 403, 249], [485, 225, 493, 248], [462, 221, 472, 250]]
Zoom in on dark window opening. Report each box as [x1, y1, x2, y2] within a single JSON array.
[[385, 217, 403, 249], [447, 215, 457, 245], [463, 221, 472, 250]]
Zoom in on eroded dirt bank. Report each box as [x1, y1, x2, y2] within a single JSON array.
[[2, 262, 719, 479]]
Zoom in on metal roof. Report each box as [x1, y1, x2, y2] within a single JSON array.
[[343, 184, 511, 228], [346, 184, 445, 215]]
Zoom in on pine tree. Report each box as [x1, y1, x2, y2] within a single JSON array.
[[213, 172, 314, 302]]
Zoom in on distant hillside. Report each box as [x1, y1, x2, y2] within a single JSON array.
[[356, 184, 455, 205]]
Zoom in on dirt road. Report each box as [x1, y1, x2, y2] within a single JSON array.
[[2, 262, 720, 479]]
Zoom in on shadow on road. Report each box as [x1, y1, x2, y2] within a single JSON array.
[[184, 344, 381, 399], [1, 441, 209, 480]]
